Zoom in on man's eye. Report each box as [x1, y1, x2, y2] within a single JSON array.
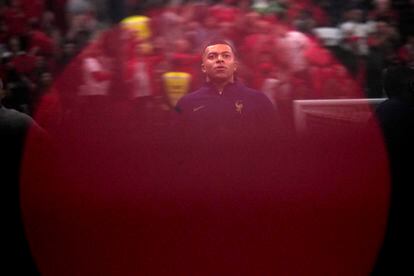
[[208, 55, 216, 59], [223, 54, 231, 59]]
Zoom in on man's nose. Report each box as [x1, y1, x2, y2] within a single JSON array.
[[216, 55, 224, 62]]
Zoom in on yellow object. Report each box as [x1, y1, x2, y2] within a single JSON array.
[[121, 16, 151, 40], [162, 72, 192, 107]]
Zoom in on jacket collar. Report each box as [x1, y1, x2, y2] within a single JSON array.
[[203, 81, 242, 96]]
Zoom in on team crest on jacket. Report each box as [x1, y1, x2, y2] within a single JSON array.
[[235, 100, 243, 114]]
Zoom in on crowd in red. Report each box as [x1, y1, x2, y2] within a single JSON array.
[[0, 0, 413, 131]]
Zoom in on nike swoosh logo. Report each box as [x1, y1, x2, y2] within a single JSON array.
[[193, 105, 206, 112]]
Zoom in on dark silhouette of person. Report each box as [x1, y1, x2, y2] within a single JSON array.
[[372, 65, 414, 275], [1, 78, 41, 275]]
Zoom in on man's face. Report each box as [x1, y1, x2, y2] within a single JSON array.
[[201, 44, 237, 83]]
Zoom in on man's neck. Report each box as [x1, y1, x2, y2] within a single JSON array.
[[208, 78, 234, 94]]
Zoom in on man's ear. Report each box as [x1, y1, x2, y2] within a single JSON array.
[[201, 63, 206, 73]]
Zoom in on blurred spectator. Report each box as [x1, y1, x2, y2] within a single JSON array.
[[208, 0, 241, 23], [2, 70, 31, 113], [158, 3, 185, 43], [312, 15, 342, 51], [366, 19, 400, 98], [21, 0, 45, 22], [89, 0, 110, 23], [314, 0, 345, 25], [251, 0, 286, 16], [202, 14, 220, 41], [8, 37, 37, 75], [217, 20, 240, 46], [0, 19, 10, 45], [56, 39, 77, 71], [66, 0, 92, 15], [77, 40, 111, 118], [184, 20, 209, 52], [48, 0, 68, 32], [398, 34, 414, 68], [338, 9, 372, 76], [78, 40, 111, 96], [274, 22, 311, 89], [33, 71, 62, 133], [126, 41, 162, 103], [240, 17, 274, 56], [239, 17, 275, 85], [261, 69, 280, 107], [1, 36, 34, 113], [370, 0, 399, 26], [2, 0, 27, 37], [306, 39, 334, 98], [168, 37, 201, 89], [26, 18, 56, 58], [65, 0, 98, 44], [339, 9, 371, 56], [252, 50, 277, 90], [395, 0, 414, 40]]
